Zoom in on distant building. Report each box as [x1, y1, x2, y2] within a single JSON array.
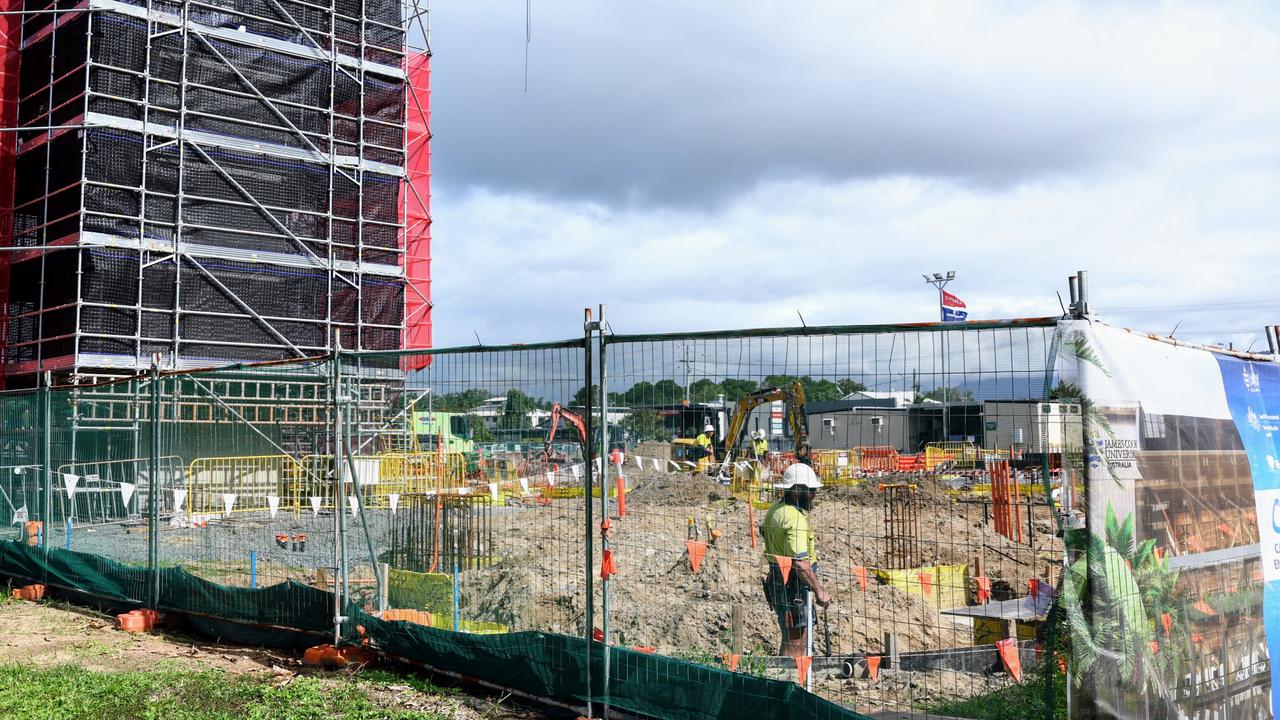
[[806, 400, 1083, 458]]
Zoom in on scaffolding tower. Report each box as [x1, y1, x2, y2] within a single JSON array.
[[0, 0, 433, 388]]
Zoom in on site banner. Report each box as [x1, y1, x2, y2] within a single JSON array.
[[1059, 320, 1274, 719]]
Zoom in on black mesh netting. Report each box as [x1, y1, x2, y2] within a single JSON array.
[[70, 249, 404, 358], [88, 14, 404, 164], [80, 129, 401, 259]]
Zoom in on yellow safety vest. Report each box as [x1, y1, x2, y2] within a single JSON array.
[[762, 502, 817, 563]]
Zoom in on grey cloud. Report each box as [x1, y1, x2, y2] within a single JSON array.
[[428, 2, 1222, 208]]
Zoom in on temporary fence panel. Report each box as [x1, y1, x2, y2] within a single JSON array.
[[1059, 320, 1274, 719], [598, 319, 1070, 718], [20, 314, 1270, 719], [343, 341, 591, 640]]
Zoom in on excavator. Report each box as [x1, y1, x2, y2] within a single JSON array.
[[540, 403, 588, 466], [712, 382, 810, 485]]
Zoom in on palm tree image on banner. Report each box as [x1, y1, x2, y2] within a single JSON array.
[[1057, 321, 1275, 719]]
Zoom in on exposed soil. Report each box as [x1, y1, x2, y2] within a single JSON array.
[[450, 459, 1059, 713]]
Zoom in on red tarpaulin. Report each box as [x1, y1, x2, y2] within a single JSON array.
[[401, 51, 432, 370], [0, 0, 22, 388]]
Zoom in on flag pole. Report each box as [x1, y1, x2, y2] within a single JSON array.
[[923, 271, 956, 443]]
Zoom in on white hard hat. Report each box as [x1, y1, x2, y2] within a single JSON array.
[[704, 424, 715, 433], [775, 463, 823, 490], [751, 430, 761, 440]]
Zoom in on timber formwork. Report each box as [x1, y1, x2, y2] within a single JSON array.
[[0, 0, 432, 388]]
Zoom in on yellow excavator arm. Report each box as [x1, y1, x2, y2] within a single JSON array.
[[720, 382, 809, 460]]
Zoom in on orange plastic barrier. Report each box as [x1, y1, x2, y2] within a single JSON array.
[[857, 446, 899, 472], [896, 453, 924, 472]]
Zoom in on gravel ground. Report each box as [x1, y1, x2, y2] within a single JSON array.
[[51, 458, 1052, 717]]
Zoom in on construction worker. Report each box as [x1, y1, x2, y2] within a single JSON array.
[[762, 463, 831, 657], [693, 423, 716, 463], [750, 430, 769, 460]]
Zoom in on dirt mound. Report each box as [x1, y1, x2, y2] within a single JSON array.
[[625, 472, 732, 507]]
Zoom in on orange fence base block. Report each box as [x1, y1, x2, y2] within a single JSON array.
[[722, 653, 741, 672], [685, 540, 708, 573], [995, 638, 1022, 682], [10, 583, 45, 601], [795, 655, 812, 685], [866, 655, 881, 681], [303, 644, 376, 669], [852, 565, 867, 592], [381, 609, 433, 626], [116, 612, 148, 633]]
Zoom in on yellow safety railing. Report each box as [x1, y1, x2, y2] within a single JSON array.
[[186, 455, 306, 516], [372, 451, 469, 504], [186, 449, 474, 516], [923, 442, 980, 469], [293, 451, 470, 510], [811, 449, 858, 484]]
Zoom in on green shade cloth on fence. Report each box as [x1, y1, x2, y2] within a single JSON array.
[[0, 540, 866, 720]]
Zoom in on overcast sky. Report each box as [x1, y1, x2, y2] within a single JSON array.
[[425, 2, 1280, 351]]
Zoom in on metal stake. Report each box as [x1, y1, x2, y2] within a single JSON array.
[[148, 358, 161, 607], [598, 303, 611, 719], [583, 307, 596, 719]]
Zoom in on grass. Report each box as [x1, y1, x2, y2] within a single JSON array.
[[924, 662, 1067, 720], [0, 664, 459, 720]]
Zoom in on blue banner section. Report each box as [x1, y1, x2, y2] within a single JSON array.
[[1215, 356, 1280, 715], [941, 307, 967, 322]]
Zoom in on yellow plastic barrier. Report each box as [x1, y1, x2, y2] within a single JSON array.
[[873, 563, 969, 608], [812, 450, 857, 484]]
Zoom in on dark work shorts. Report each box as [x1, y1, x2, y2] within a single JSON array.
[[763, 562, 814, 632]]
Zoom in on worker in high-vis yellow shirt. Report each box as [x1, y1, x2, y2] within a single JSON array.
[[751, 429, 769, 460], [693, 423, 715, 462], [762, 463, 831, 657]]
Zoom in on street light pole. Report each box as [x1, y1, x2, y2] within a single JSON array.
[[922, 272, 957, 443]]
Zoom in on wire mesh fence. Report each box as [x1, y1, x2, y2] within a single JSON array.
[[595, 321, 1071, 717], [1, 312, 1275, 720]]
